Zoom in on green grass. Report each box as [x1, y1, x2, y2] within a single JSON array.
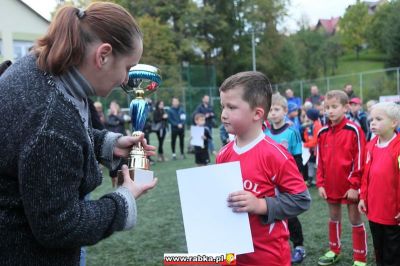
[[87, 130, 376, 266]]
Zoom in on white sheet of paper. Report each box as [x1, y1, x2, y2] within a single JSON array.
[[190, 126, 205, 147], [176, 161, 254, 255], [133, 168, 154, 185], [302, 145, 311, 166]]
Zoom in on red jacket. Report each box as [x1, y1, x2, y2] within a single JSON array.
[[360, 134, 400, 225], [316, 117, 366, 200]]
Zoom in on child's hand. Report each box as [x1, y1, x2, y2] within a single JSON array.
[[318, 187, 327, 199], [395, 213, 400, 225], [227, 190, 267, 215], [344, 188, 359, 202], [358, 199, 367, 214]]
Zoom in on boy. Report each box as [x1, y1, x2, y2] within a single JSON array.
[[347, 97, 369, 138], [217, 71, 311, 266], [316, 90, 367, 266], [191, 113, 212, 166], [264, 94, 307, 264], [358, 102, 400, 266]]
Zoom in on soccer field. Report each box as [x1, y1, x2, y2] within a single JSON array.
[[87, 130, 375, 266]]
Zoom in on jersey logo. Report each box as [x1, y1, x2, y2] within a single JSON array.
[[243, 179, 261, 194]]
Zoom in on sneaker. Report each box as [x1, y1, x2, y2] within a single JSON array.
[[172, 154, 177, 160], [318, 251, 340, 265], [291, 246, 306, 264], [352, 261, 366, 266]]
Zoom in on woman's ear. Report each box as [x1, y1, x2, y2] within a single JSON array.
[[95, 43, 113, 68]]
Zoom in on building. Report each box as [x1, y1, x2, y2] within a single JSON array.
[[0, 0, 50, 62], [315, 17, 340, 35]]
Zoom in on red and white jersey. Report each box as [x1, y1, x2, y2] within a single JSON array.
[[216, 132, 307, 266], [360, 134, 400, 225], [316, 117, 366, 200]]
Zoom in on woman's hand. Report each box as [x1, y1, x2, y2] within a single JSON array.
[[113, 133, 156, 158], [121, 165, 157, 199]]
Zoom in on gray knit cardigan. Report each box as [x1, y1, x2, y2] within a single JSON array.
[[0, 55, 134, 265]]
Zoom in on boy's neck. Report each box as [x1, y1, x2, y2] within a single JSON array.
[[236, 126, 263, 148], [272, 119, 286, 129], [330, 115, 344, 126], [378, 131, 396, 145]]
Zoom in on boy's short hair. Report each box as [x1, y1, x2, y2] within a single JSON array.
[[194, 112, 205, 121], [371, 102, 400, 124], [219, 71, 273, 116], [325, 90, 348, 105], [271, 93, 288, 110]]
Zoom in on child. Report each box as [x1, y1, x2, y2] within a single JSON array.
[[347, 97, 369, 139], [217, 71, 311, 266], [192, 113, 212, 166], [303, 108, 322, 186], [264, 94, 307, 264], [358, 102, 400, 266], [316, 90, 367, 266]]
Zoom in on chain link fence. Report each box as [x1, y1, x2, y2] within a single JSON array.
[[272, 67, 400, 103]]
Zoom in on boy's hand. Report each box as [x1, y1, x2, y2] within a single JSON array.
[[318, 187, 327, 199], [344, 188, 359, 202], [358, 199, 367, 214], [395, 213, 400, 225], [227, 190, 267, 215]]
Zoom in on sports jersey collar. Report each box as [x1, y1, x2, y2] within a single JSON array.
[[376, 132, 397, 148], [328, 116, 347, 130], [233, 130, 264, 155]]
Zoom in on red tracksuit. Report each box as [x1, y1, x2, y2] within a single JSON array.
[[360, 133, 400, 225], [316, 117, 366, 202]]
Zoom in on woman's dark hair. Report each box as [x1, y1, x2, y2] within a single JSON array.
[[33, 2, 142, 75]]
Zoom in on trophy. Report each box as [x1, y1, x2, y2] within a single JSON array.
[[117, 64, 162, 184]]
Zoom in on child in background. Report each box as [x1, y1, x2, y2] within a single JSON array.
[[287, 102, 301, 132], [217, 71, 311, 266], [316, 90, 367, 266], [303, 108, 322, 186], [358, 102, 400, 266], [347, 97, 369, 139], [264, 94, 307, 264], [192, 113, 212, 166]]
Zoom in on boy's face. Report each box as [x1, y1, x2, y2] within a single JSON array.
[[220, 86, 261, 136], [268, 104, 286, 125], [195, 116, 206, 126], [324, 97, 348, 125], [369, 108, 397, 137], [349, 103, 361, 113]]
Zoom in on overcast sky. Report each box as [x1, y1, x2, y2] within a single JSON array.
[[22, 0, 357, 33]]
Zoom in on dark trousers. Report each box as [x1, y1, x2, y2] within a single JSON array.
[[171, 128, 184, 155], [156, 128, 167, 154], [369, 221, 400, 266], [288, 217, 304, 247]]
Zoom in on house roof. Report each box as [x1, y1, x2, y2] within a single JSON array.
[[17, 0, 51, 23], [316, 17, 340, 35]]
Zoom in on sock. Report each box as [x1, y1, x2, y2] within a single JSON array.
[[329, 220, 341, 254], [352, 223, 367, 262]]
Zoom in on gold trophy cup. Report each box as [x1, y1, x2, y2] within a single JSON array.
[[117, 64, 162, 184]]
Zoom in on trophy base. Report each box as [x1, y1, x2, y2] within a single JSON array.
[[117, 168, 135, 186]]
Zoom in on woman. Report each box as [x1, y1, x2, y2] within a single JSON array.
[[0, 2, 157, 265], [153, 100, 168, 161]]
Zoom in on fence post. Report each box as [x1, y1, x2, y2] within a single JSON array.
[[397, 67, 400, 96], [300, 81, 304, 102], [326, 77, 330, 92], [359, 73, 363, 101]]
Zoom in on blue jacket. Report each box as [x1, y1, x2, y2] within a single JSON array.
[[168, 106, 186, 127]]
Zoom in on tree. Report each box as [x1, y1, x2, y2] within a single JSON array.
[[339, 1, 370, 59], [381, 0, 400, 68]]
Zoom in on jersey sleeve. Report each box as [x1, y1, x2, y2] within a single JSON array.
[[316, 135, 324, 188], [348, 127, 366, 190]]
